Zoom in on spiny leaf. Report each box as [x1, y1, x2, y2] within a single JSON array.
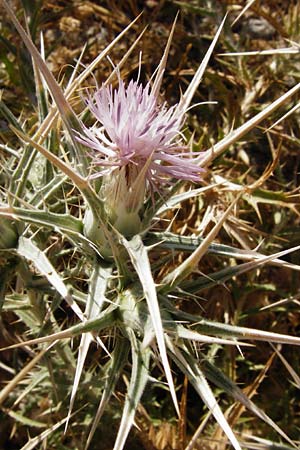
[[0, 207, 83, 235], [1, 0, 87, 172], [161, 194, 242, 289], [113, 329, 150, 450], [149, 231, 300, 271], [178, 14, 227, 114], [85, 338, 130, 450], [201, 82, 300, 166], [202, 356, 297, 447], [66, 264, 112, 431], [20, 415, 73, 450], [0, 344, 53, 407], [121, 234, 180, 416], [151, 13, 178, 98], [167, 337, 242, 450], [17, 237, 84, 320], [0, 306, 118, 352]]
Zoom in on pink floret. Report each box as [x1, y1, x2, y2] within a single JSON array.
[[76, 79, 204, 184]]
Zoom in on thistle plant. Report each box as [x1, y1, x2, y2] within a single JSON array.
[[1, 1, 300, 449], [79, 70, 206, 254]]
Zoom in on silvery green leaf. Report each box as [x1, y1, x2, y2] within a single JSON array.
[[66, 264, 112, 431], [85, 338, 130, 450], [113, 329, 150, 450], [202, 357, 297, 447], [17, 236, 84, 320], [121, 234, 180, 415], [167, 337, 242, 450]]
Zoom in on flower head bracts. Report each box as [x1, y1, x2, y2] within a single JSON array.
[[76, 79, 203, 185]]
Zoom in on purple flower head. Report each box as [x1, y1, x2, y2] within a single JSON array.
[[76, 79, 203, 186]]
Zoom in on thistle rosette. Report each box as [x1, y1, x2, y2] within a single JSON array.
[[76, 79, 203, 238]]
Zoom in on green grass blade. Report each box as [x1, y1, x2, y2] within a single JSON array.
[[32, 38, 49, 123]]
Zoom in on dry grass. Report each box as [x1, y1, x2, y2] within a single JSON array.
[[1, 1, 300, 449]]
